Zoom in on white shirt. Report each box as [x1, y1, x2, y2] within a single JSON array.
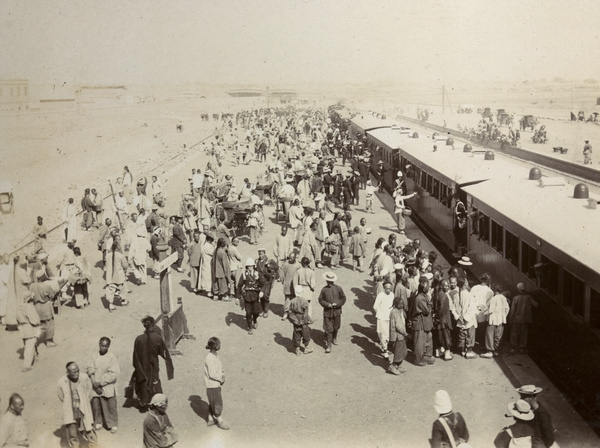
[[374, 291, 395, 320]]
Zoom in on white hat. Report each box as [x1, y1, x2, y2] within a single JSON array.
[[245, 258, 255, 267], [322, 271, 338, 282], [423, 272, 434, 280], [507, 400, 534, 421], [458, 256, 472, 266], [397, 171, 403, 177], [516, 385, 543, 395], [394, 263, 404, 270], [434, 390, 452, 414]]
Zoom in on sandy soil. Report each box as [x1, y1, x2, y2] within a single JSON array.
[[0, 100, 598, 448]]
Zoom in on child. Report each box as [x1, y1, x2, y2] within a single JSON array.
[[247, 206, 261, 245], [388, 296, 408, 374], [359, 218, 368, 246], [204, 337, 230, 430], [288, 285, 313, 355], [348, 226, 365, 272], [326, 227, 342, 268], [365, 180, 377, 213]]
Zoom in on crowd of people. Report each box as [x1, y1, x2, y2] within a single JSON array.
[[0, 104, 560, 447]]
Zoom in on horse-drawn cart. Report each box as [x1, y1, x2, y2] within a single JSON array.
[[0, 181, 14, 214]]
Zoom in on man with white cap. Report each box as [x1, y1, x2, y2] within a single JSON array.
[[493, 399, 535, 448], [516, 385, 555, 448], [238, 258, 262, 335], [318, 272, 347, 353], [143, 393, 178, 447], [430, 390, 469, 448], [508, 283, 539, 354]]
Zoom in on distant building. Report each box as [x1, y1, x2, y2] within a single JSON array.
[[0, 79, 29, 111], [75, 85, 128, 106], [226, 89, 264, 97]]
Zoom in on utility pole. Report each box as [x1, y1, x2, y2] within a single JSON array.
[[442, 85, 445, 114]]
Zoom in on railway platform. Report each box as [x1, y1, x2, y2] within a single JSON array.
[[2, 138, 598, 447]]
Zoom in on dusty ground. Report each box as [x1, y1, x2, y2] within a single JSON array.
[[0, 101, 598, 448]]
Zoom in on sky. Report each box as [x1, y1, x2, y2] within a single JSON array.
[[1, 0, 600, 88]]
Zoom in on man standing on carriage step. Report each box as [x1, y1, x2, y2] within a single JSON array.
[[318, 272, 346, 353]]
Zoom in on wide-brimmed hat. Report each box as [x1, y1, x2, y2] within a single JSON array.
[[377, 160, 384, 164], [507, 400, 534, 421], [434, 390, 452, 414], [516, 385, 543, 395], [394, 263, 404, 270], [423, 272, 434, 280], [458, 256, 472, 266], [322, 271, 338, 282], [245, 257, 255, 267]]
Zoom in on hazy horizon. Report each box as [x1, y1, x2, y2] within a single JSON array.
[[2, 0, 600, 88]]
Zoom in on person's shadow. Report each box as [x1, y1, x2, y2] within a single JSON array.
[[53, 428, 68, 447], [225, 312, 248, 330], [351, 286, 373, 312], [273, 332, 294, 354], [188, 395, 210, 422]]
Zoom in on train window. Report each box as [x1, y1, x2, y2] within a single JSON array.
[[505, 230, 519, 268], [563, 270, 585, 318], [540, 255, 559, 297], [590, 288, 600, 331], [432, 178, 440, 199], [472, 209, 490, 243], [491, 221, 504, 254], [520, 241, 537, 279]]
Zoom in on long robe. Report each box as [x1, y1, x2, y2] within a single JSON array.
[[132, 327, 174, 406], [199, 241, 215, 292]]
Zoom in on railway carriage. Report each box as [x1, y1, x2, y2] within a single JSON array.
[[341, 107, 600, 424], [463, 177, 600, 416], [347, 113, 398, 141]]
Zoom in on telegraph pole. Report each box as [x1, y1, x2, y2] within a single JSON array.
[[442, 85, 445, 114]]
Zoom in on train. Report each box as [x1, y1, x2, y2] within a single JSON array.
[[330, 106, 600, 426]]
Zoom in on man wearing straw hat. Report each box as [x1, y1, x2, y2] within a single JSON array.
[[516, 385, 556, 448], [318, 271, 346, 353], [493, 399, 535, 447]]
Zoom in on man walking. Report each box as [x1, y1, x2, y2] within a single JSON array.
[[293, 257, 316, 323], [318, 272, 347, 353], [204, 337, 230, 430], [132, 316, 174, 409], [57, 362, 98, 448], [87, 337, 120, 433], [288, 285, 313, 355]]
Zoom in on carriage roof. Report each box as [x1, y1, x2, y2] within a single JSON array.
[[398, 137, 530, 186], [463, 178, 600, 274], [350, 114, 398, 134]]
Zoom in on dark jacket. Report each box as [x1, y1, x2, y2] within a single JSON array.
[[411, 292, 433, 332], [318, 284, 346, 318]]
